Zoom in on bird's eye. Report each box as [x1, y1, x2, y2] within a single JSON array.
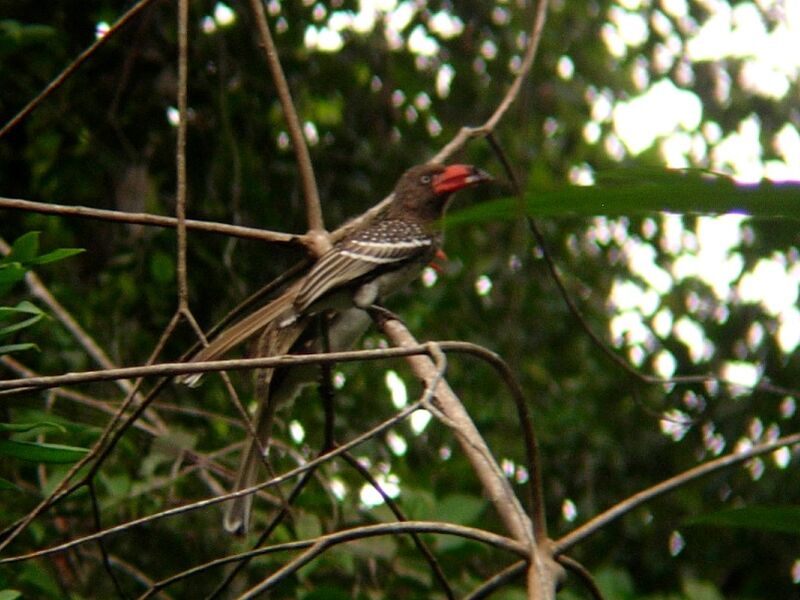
[[420, 175, 431, 184]]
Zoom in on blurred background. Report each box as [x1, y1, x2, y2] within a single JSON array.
[[1, 0, 799, 597]]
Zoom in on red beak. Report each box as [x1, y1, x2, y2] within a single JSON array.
[[432, 164, 493, 195]]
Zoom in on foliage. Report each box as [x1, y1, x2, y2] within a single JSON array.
[[1, 0, 799, 598]]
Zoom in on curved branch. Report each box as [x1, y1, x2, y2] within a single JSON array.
[[554, 432, 800, 553], [464, 560, 527, 600], [143, 522, 524, 599], [236, 522, 526, 599]]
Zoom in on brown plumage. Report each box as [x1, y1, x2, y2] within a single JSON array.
[[179, 163, 492, 533]]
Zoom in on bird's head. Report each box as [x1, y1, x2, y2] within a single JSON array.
[[390, 163, 492, 221]]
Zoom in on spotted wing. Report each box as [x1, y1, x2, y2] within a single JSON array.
[[294, 219, 433, 312]]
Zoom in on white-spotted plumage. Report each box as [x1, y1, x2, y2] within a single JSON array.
[[293, 219, 436, 313]]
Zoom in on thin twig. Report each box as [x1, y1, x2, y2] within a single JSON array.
[[557, 555, 605, 600], [464, 560, 527, 600], [176, 0, 190, 309], [0, 345, 439, 393], [145, 522, 525, 600], [237, 522, 526, 599], [0, 196, 297, 243], [0, 0, 158, 139], [88, 480, 129, 599], [554, 432, 800, 553], [432, 0, 550, 163], [0, 400, 426, 563]]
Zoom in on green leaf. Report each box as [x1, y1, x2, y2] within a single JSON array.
[[0, 342, 38, 354], [0, 265, 26, 284], [0, 421, 67, 434], [8, 231, 40, 263], [687, 506, 800, 535], [27, 247, 85, 265], [0, 439, 89, 464], [0, 303, 45, 345], [446, 169, 800, 224], [0, 300, 41, 317], [0, 589, 22, 600]]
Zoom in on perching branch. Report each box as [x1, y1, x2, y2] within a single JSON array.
[[375, 319, 564, 600]]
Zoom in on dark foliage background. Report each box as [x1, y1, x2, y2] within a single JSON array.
[[1, 0, 799, 598]]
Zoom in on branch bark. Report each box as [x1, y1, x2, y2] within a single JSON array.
[[377, 319, 562, 599], [248, 0, 326, 249]]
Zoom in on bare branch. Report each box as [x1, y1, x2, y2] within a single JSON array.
[[0, 344, 438, 394], [238, 522, 527, 599], [335, 0, 550, 241], [464, 560, 527, 600], [176, 0, 190, 307], [144, 522, 525, 599], [0, 196, 297, 243], [557, 556, 605, 600], [0, 0, 158, 139], [554, 432, 800, 553], [247, 0, 325, 245]]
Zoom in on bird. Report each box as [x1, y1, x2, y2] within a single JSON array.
[[179, 162, 492, 533]]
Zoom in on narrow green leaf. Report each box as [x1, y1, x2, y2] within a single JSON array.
[[446, 169, 800, 224], [0, 300, 42, 316], [8, 231, 40, 263], [0, 342, 38, 354], [0, 421, 67, 433], [28, 247, 85, 265], [0, 439, 89, 463], [0, 313, 43, 337], [0, 589, 23, 600], [687, 506, 800, 535]]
